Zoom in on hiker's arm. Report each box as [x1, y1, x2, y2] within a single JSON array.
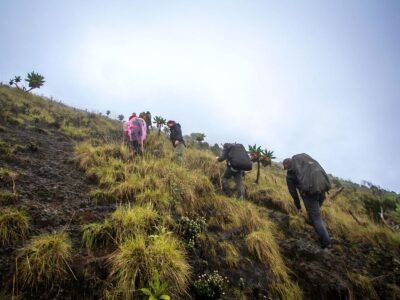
[[286, 175, 301, 210], [217, 147, 229, 162]]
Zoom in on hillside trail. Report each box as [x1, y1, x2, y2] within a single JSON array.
[[0, 123, 115, 295]]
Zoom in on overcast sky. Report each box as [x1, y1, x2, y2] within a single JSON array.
[[1, 1, 399, 192]]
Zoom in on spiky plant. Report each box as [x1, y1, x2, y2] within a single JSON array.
[[0, 208, 29, 245], [17, 232, 73, 288], [153, 116, 166, 136], [25, 71, 45, 91], [106, 110, 111, 117], [118, 114, 124, 122], [248, 144, 263, 184], [260, 149, 276, 167]]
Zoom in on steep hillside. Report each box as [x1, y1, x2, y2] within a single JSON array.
[[0, 86, 399, 300]]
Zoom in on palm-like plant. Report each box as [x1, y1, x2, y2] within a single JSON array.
[[248, 145, 275, 184], [153, 116, 166, 136], [106, 110, 111, 117], [25, 71, 45, 91], [118, 114, 124, 122]]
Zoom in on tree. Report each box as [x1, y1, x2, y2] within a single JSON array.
[[190, 133, 206, 143], [106, 110, 111, 117], [118, 114, 124, 122], [9, 72, 45, 92], [248, 145, 276, 184], [153, 116, 166, 136], [25, 71, 45, 91]]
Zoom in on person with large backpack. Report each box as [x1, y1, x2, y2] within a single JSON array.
[[217, 143, 252, 199], [283, 153, 332, 249], [167, 120, 185, 163]]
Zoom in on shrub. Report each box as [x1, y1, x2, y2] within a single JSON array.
[[17, 232, 73, 288], [176, 216, 206, 250], [0, 208, 29, 245], [192, 270, 228, 300]]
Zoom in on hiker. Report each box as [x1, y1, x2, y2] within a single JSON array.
[[217, 143, 252, 199], [167, 120, 185, 163], [128, 112, 137, 121], [283, 154, 332, 249], [129, 114, 147, 156], [146, 111, 152, 133]]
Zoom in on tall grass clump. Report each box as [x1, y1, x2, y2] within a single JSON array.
[[0, 208, 29, 245], [17, 232, 73, 288], [109, 232, 190, 299], [111, 204, 158, 242], [82, 220, 114, 251], [246, 230, 302, 300]]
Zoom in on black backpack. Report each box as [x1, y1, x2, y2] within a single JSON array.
[[228, 144, 253, 171], [292, 153, 331, 194]]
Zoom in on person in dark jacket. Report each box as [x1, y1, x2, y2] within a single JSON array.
[[283, 157, 332, 249], [217, 143, 245, 199], [167, 120, 185, 163], [145, 111, 152, 133]]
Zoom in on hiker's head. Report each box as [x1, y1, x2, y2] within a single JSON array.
[[167, 120, 176, 128], [283, 158, 292, 170]]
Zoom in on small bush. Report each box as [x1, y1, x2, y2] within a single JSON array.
[[192, 270, 228, 300], [176, 216, 206, 250], [0, 208, 29, 245], [17, 231, 73, 288]]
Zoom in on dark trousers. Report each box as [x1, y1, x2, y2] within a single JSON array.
[[222, 167, 245, 198], [302, 193, 331, 247], [132, 140, 142, 156]]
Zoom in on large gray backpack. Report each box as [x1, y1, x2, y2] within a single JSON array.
[[292, 153, 331, 194]]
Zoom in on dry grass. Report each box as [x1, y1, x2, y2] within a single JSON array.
[[219, 241, 240, 268], [82, 220, 114, 251], [111, 203, 159, 242], [246, 230, 302, 300], [347, 272, 379, 300], [17, 231, 73, 288], [0, 208, 29, 245], [109, 232, 190, 300]]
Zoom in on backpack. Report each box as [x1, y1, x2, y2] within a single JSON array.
[[130, 117, 147, 142], [228, 144, 253, 171], [291, 153, 331, 195]]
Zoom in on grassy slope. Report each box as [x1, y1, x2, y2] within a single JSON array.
[[0, 85, 399, 299]]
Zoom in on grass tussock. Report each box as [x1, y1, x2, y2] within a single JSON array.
[[0, 208, 29, 245], [17, 232, 73, 288], [219, 240, 240, 268], [82, 220, 114, 251], [347, 272, 379, 300], [109, 232, 190, 299], [246, 230, 302, 300], [111, 204, 159, 242]]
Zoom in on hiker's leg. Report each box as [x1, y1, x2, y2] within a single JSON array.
[[233, 171, 245, 199], [222, 167, 233, 196], [318, 193, 325, 207], [174, 143, 184, 164], [132, 141, 140, 155], [303, 194, 331, 247]]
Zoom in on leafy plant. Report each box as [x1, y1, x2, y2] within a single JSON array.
[[153, 116, 166, 136], [248, 145, 275, 184], [140, 271, 171, 300], [177, 216, 206, 250], [193, 270, 228, 300], [9, 71, 45, 92], [190, 133, 206, 143]]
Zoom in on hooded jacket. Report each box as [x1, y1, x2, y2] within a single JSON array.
[[169, 123, 185, 147]]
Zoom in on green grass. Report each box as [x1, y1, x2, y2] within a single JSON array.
[[17, 231, 73, 288], [82, 220, 114, 251], [109, 232, 190, 299], [0, 208, 29, 245]]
